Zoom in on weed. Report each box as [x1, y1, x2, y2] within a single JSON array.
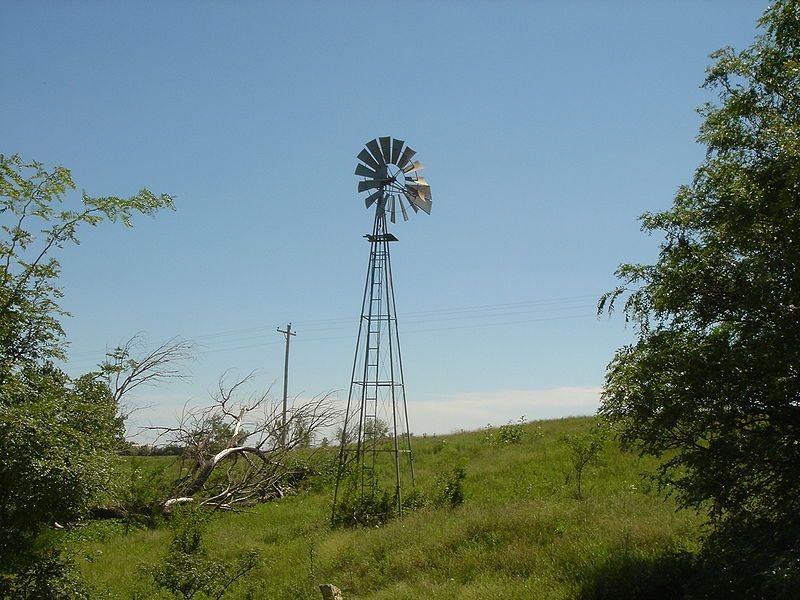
[[434, 464, 467, 508], [484, 417, 526, 446]]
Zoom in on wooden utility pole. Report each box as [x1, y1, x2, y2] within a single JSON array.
[[277, 323, 296, 448]]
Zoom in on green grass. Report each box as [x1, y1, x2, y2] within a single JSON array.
[[68, 416, 704, 599]]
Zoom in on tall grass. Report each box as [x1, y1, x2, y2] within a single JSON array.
[[69, 416, 703, 599]]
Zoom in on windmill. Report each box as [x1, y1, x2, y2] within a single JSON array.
[[332, 136, 432, 522]]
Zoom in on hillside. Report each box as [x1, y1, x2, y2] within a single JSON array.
[[69, 416, 703, 599]]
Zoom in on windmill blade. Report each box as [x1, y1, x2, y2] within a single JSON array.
[[412, 194, 432, 214], [405, 187, 432, 214], [366, 139, 385, 165], [358, 179, 383, 193], [399, 196, 409, 221], [364, 190, 382, 208], [403, 190, 420, 212], [379, 137, 392, 163], [390, 138, 404, 165], [406, 175, 429, 187], [389, 195, 396, 223], [397, 146, 416, 169], [405, 184, 431, 201], [406, 181, 432, 200], [402, 160, 424, 174], [355, 163, 379, 178], [357, 148, 381, 171]]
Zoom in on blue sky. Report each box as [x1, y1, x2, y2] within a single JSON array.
[[2, 1, 767, 438]]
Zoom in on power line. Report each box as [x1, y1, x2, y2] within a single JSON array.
[[62, 292, 603, 367]]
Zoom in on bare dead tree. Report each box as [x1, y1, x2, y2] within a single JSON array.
[[99, 334, 193, 435], [101, 334, 193, 406], [148, 372, 339, 512]]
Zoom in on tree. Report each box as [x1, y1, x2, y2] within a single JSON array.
[[560, 428, 604, 500], [142, 508, 259, 600], [599, 2, 800, 595], [148, 373, 338, 512], [0, 153, 173, 595]]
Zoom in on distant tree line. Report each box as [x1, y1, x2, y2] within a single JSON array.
[[120, 443, 185, 456]]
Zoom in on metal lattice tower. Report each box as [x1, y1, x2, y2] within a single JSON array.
[[332, 136, 432, 521]]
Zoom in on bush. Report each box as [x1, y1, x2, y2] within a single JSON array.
[[484, 417, 526, 446], [142, 508, 259, 600], [331, 485, 395, 528], [109, 458, 175, 527], [0, 549, 94, 600], [281, 455, 334, 493], [434, 464, 467, 509]]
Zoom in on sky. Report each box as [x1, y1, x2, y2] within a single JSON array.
[[1, 0, 768, 440]]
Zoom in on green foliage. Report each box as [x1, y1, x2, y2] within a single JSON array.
[[142, 509, 259, 600], [282, 452, 338, 493], [690, 520, 800, 600], [331, 471, 396, 528], [0, 153, 173, 591], [109, 457, 176, 527], [560, 427, 605, 499], [363, 417, 390, 441], [0, 549, 94, 600], [0, 364, 123, 590], [599, 1, 800, 593], [399, 488, 428, 512], [433, 463, 467, 508], [332, 486, 395, 529], [484, 416, 526, 446], [331, 454, 467, 528], [575, 548, 696, 600], [0, 153, 173, 375], [120, 443, 185, 456]]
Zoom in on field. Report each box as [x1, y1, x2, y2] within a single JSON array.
[[68, 417, 704, 599]]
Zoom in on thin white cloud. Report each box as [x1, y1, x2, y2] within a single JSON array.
[[407, 387, 602, 435]]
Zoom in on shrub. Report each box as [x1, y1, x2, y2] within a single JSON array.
[[109, 458, 175, 527], [331, 485, 395, 528], [0, 549, 93, 600], [434, 464, 467, 508], [484, 417, 526, 446], [560, 427, 605, 499], [142, 508, 259, 600]]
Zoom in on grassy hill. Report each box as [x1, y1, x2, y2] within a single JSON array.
[[69, 416, 703, 599]]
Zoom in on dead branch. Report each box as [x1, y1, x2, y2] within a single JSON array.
[[144, 373, 339, 512], [102, 334, 193, 407]]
